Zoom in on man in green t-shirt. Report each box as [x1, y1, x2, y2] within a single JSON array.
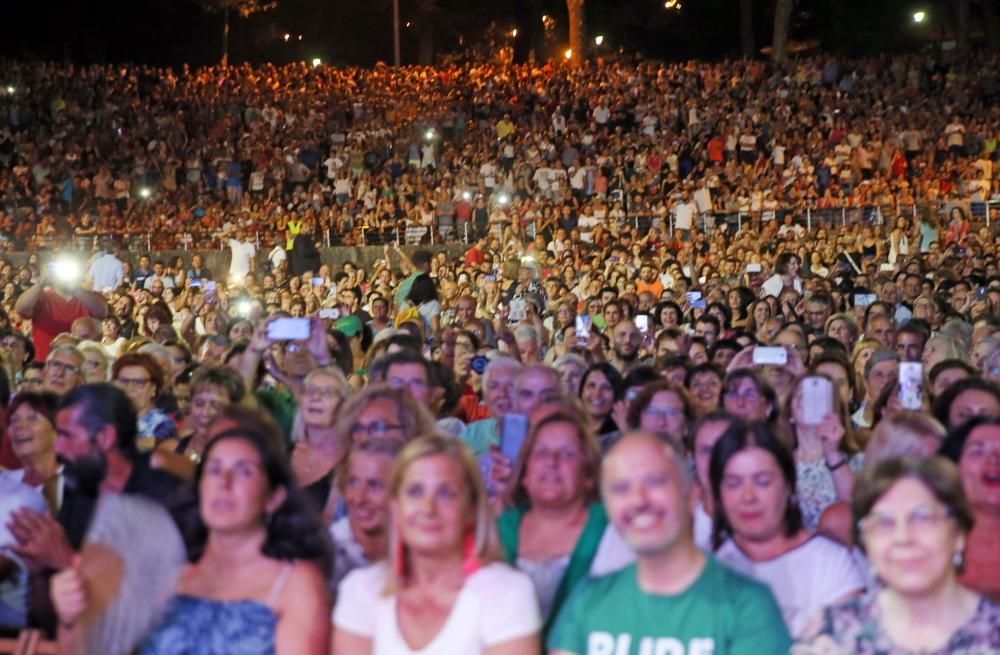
[[549, 433, 791, 655]]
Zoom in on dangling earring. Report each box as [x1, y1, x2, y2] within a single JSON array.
[[953, 551, 964, 570], [462, 531, 482, 576]]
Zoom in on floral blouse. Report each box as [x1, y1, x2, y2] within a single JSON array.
[[796, 455, 863, 531], [793, 592, 1000, 655]]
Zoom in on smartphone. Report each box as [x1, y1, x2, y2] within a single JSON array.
[[319, 308, 341, 320], [485, 275, 496, 282], [311, 277, 324, 286], [854, 293, 876, 307], [898, 362, 923, 411], [691, 299, 707, 310], [267, 317, 311, 341], [470, 354, 489, 374], [746, 263, 763, 273], [635, 315, 649, 333], [801, 376, 833, 425], [575, 315, 592, 348], [509, 297, 527, 322], [752, 346, 788, 366], [977, 286, 988, 301], [500, 413, 529, 464], [188, 279, 201, 287], [685, 291, 703, 304]]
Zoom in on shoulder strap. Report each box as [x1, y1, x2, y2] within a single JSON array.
[[546, 504, 609, 634], [266, 563, 295, 605], [496, 506, 526, 564]]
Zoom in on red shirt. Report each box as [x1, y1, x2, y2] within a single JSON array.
[[464, 246, 485, 267], [31, 290, 94, 361]]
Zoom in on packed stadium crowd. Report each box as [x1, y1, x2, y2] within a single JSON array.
[[0, 49, 997, 655]]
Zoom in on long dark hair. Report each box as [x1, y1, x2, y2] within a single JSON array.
[[181, 427, 332, 576], [709, 420, 803, 550]]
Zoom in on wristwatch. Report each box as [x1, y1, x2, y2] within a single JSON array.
[[826, 455, 849, 471]]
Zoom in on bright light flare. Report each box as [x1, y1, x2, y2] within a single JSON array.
[[594, 35, 605, 46], [913, 10, 926, 23]]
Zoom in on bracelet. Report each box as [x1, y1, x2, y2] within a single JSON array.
[[826, 456, 849, 471]]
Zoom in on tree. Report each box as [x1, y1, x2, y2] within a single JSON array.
[[192, 0, 277, 67], [567, 0, 585, 62], [956, 0, 970, 53], [740, 0, 754, 57], [771, 0, 792, 62]]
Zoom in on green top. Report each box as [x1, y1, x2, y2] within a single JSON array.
[[498, 503, 609, 636], [548, 555, 791, 655], [253, 387, 296, 449], [459, 417, 498, 458], [394, 271, 421, 309]]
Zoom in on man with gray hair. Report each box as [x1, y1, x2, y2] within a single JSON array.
[[43, 346, 85, 396], [459, 355, 522, 457], [513, 324, 541, 364], [513, 364, 563, 416]]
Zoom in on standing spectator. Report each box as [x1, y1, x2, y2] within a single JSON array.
[[15, 265, 108, 361]]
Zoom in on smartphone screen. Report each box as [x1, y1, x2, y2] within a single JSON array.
[[267, 317, 311, 341], [898, 362, 923, 410], [635, 315, 649, 333], [752, 346, 788, 366], [801, 376, 833, 425], [500, 414, 529, 464], [575, 315, 591, 348]]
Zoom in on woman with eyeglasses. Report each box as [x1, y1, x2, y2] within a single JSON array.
[[497, 408, 632, 632], [329, 438, 400, 591], [332, 434, 541, 655], [112, 352, 177, 453], [165, 364, 246, 467], [794, 457, 1000, 653], [722, 369, 780, 424], [290, 368, 351, 510], [711, 421, 864, 638], [940, 417, 1000, 601], [623, 380, 692, 445]]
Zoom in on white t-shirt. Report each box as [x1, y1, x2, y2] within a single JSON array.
[[673, 200, 697, 231], [715, 536, 865, 638], [229, 239, 256, 278], [334, 562, 541, 655]]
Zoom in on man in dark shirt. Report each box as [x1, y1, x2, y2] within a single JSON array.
[[7, 384, 186, 630]]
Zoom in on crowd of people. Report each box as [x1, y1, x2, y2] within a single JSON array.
[[0, 48, 997, 655], [1, 51, 1000, 252]]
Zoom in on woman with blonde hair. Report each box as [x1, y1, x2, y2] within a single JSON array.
[[850, 337, 882, 399], [780, 373, 861, 532], [289, 367, 351, 510], [864, 411, 946, 468], [824, 312, 859, 353], [332, 434, 542, 655], [922, 333, 970, 371]]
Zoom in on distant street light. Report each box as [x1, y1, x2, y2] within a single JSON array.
[[283, 33, 290, 42], [312, 58, 322, 67], [139, 188, 152, 199], [913, 10, 926, 23], [511, 28, 518, 37], [594, 35, 605, 46], [564, 48, 573, 60]]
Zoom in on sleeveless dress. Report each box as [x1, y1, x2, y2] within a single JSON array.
[[139, 564, 293, 655]]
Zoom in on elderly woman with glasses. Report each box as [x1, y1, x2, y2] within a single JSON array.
[[112, 352, 177, 453], [290, 367, 351, 510], [794, 457, 1000, 653]]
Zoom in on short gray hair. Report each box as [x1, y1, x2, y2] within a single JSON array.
[[864, 350, 900, 381], [482, 355, 522, 391]]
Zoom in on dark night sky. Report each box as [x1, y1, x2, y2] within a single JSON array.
[[0, 0, 964, 67]]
